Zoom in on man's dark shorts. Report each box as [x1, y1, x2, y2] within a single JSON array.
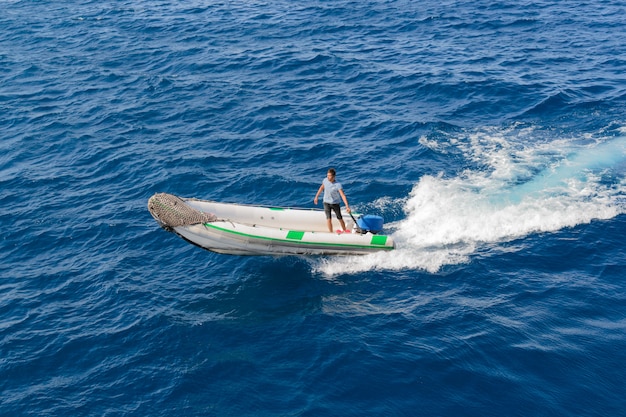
[[324, 203, 342, 220]]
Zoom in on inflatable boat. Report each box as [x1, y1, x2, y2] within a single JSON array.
[[148, 193, 395, 256]]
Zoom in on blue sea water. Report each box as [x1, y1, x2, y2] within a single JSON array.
[[2, 0, 626, 415]]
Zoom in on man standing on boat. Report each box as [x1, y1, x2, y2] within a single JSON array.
[[314, 168, 351, 233]]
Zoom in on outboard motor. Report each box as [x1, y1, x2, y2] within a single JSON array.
[[356, 215, 385, 234]]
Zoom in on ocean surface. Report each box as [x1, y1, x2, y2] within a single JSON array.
[[2, 0, 626, 415]]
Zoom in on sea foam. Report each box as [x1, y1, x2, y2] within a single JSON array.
[[316, 130, 626, 275]]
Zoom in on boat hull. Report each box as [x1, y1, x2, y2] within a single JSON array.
[[148, 193, 395, 256]]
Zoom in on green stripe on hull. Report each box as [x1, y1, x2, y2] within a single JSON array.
[[286, 230, 305, 240], [370, 235, 388, 246], [202, 223, 393, 251]]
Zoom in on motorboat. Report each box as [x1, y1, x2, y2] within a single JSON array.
[[148, 193, 395, 256]]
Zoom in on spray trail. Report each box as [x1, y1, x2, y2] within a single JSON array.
[[316, 131, 626, 275]]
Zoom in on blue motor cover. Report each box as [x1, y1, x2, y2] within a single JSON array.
[[357, 215, 384, 233]]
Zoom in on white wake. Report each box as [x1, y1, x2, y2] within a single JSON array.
[[315, 128, 626, 275]]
